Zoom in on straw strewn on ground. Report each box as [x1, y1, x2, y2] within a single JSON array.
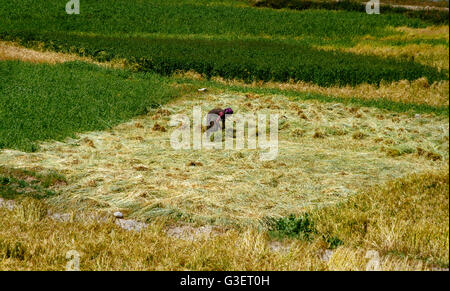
[[0, 92, 447, 225]]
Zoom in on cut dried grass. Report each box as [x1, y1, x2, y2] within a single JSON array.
[[0, 92, 447, 226]]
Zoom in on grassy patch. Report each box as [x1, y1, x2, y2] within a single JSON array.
[[0, 60, 180, 151], [0, 166, 65, 200], [266, 214, 317, 240], [9, 32, 447, 87]]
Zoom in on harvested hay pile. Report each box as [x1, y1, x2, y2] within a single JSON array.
[[0, 92, 448, 226]]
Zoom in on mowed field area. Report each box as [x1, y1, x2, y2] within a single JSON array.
[[0, 0, 448, 270]]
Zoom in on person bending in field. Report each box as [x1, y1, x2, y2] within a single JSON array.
[[206, 107, 233, 136]]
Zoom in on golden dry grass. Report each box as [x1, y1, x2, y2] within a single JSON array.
[[314, 168, 449, 270], [0, 168, 447, 270], [0, 59, 448, 271], [202, 25, 450, 107], [3, 33, 449, 108], [0, 92, 447, 226], [0, 41, 84, 64], [0, 41, 125, 68], [287, 25, 449, 107], [344, 26, 450, 71], [0, 26, 448, 270], [208, 75, 449, 107]]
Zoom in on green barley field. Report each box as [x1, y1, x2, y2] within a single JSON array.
[[0, 0, 448, 271]]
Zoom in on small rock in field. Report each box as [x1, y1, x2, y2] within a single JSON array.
[[415, 114, 421, 118], [320, 249, 334, 263], [113, 211, 124, 218], [269, 241, 291, 253], [0, 198, 16, 210], [198, 88, 207, 92]]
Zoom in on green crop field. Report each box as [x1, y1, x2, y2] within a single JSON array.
[[0, 0, 448, 271], [11, 32, 445, 86], [1, 0, 448, 86]]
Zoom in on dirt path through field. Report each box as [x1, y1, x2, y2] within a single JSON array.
[[389, 4, 449, 11]]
